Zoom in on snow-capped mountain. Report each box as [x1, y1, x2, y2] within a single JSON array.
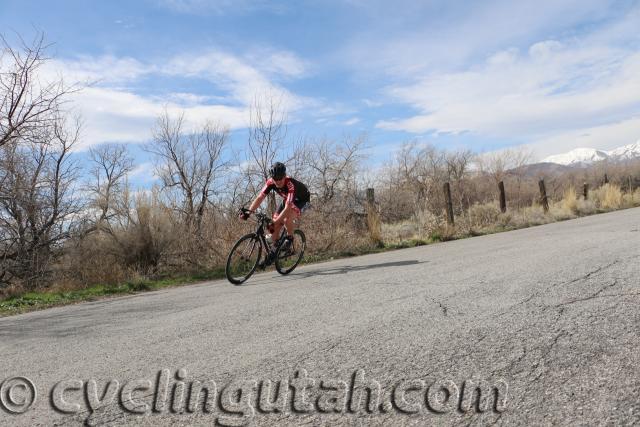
[[607, 141, 640, 161], [543, 148, 609, 165], [542, 141, 640, 166]]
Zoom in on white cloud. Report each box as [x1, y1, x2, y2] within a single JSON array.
[[129, 161, 158, 183], [361, 2, 640, 156], [46, 56, 152, 85], [529, 116, 640, 160], [362, 98, 383, 108], [308, 103, 357, 119], [266, 51, 308, 77], [378, 41, 640, 138], [68, 86, 248, 149], [472, 116, 640, 163], [342, 0, 617, 77], [343, 117, 360, 126], [162, 92, 216, 106], [246, 49, 309, 78], [155, 0, 287, 15], [39, 47, 311, 149], [162, 49, 310, 111]]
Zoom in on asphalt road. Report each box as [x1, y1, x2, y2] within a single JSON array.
[[1, 207, 639, 426]]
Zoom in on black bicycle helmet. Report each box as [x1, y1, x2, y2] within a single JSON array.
[[269, 162, 286, 179]]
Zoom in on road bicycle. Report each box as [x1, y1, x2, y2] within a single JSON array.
[[225, 208, 306, 285]]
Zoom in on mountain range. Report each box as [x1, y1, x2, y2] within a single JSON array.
[[542, 141, 640, 166]]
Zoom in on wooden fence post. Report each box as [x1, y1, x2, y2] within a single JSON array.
[[443, 182, 454, 225], [538, 179, 549, 213], [583, 182, 589, 200], [498, 181, 507, 213]]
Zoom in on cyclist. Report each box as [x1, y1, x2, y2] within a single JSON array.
[[240, 162, 310, 262]]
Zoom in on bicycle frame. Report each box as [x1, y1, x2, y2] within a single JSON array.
[[250, 212, 287, 256]]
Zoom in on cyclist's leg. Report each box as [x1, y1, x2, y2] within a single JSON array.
[[282, 199, 304, 237], [271, 201, 285, 241]]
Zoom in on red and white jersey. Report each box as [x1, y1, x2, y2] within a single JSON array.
[[260, 176, 310, 205]]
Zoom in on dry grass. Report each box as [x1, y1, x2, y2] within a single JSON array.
[[560, 187, 578, 215], [468, 202, 501, 227], [379, 182, 640, 249], [576, 199, 597, 215], [412, 209, 442, 235], [622, 188, 640, 207], [592, 184, 623, 210], [381, 221, 418, 241], [381, 208, 454, 243]]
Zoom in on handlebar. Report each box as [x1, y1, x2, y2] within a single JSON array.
[[239, 207, 272, 224]]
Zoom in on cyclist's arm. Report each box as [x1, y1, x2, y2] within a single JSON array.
[[248, 193, 266, 212], [249, 180, 273, 212]]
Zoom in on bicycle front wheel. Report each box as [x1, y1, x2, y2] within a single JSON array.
[[275, 229, 306, 275], [226, 233, 262, 285]]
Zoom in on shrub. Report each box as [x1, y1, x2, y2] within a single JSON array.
[[380, 209, 451, 243], [519, 204, 551, 226], [560, 187, 578, 214], [593, 184, 623, 210], [576, 199, 597, 215], [622, 188, 640, 208], [429, 224, 456, 242], [412, 209, 442, 236], [468, 202, 501, 228], [381, 221, 416, 242]]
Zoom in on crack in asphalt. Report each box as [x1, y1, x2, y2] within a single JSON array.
[[468, 260, 636, 419], [493, 259, 623, 320], [553, 280, 619, 308]]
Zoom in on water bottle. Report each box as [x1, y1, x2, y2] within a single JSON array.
[[265, 234, 273, 246]]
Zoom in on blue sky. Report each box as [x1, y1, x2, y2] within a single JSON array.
[[1, 0, 640, 181]]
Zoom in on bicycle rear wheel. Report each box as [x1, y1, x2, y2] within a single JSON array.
[[275, 229, 306, 275], [226, 233, 262, 285]]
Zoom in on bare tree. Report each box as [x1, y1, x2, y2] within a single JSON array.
[[477, 147, 532, 184], [303, 134, 366, 204], [0, 115, 82, 289], [79, 143, 176, 275], [0, 33, 76, 148], [244, 92, 295, 213], [86, 144, 134, 231], [146, 110, 230, 265], [247, 93, 287, 178], [390, 142, 448, 213], [148, 111, 230, 228], [476, 147, 533, 207], [476, 151, 508, 185], [446, 149, 475, 213]]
